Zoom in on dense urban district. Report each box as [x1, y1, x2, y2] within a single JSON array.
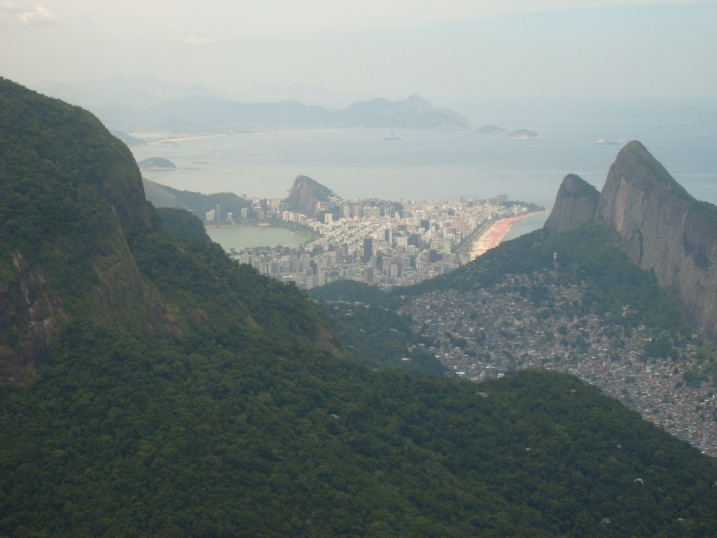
[[227, 195, 538, 289], [400, 272, 717, 456]]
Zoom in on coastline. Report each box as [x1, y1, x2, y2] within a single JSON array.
[[140, 133, 231, 144], [161, 133, 229, 143], [469, 211, 548, 260]]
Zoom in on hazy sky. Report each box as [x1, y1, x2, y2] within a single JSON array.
[[2, 0, 716, 100]]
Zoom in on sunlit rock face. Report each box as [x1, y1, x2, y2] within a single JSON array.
[[596, 140, 717, 336], [544, 174, 600, 237]]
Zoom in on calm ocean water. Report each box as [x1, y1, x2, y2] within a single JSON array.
[[131, 99, 717, 210], [503, 212, 551, 242]]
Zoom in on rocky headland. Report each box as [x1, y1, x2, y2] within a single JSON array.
[[547, 140, 717, 337], [283, 175, 337, 219]]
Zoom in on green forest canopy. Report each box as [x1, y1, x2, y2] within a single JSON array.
[[3, 78, 717, 536]]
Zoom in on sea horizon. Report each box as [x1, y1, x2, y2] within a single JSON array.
[[131, 98, 717, 209]]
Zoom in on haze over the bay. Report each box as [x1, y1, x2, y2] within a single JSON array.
[[2, 0, 716, 105]]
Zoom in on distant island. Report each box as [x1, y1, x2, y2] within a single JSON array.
[[476, 125, 540, 139], [506, 129, 540, 140], [137, 157, 176, 170], [476, 124, 508, 134]]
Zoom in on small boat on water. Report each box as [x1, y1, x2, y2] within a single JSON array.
[[383, 130, 401, 141]]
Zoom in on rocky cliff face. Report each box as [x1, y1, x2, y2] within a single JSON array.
[[284, 175, 336, 218], [595, 141, 717, 336], [544, 141, 717, 336], [544, 174, 600, 236], [0, 78, 172, 382]]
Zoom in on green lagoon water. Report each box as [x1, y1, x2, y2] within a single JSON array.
[[206, 226, 309, 251]]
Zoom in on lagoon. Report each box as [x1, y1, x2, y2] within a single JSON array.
[[206, 226, 309, 251]]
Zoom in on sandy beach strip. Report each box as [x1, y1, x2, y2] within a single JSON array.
[[469, 211, 547, 260], [160, 133, 229, 143], [140, 133, 231, 144]]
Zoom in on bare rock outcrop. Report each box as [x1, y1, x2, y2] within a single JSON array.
[[544, 174, 600, 236], [283, 175, 336, 218], [595, 141, 717, 336]]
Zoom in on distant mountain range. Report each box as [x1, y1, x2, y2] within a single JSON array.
[[110, 130, 148, 146], [35, 75, 230, 110], [101, 94, 468, 132], [236, 81, 373, 109], [34, 77, 469, 132]]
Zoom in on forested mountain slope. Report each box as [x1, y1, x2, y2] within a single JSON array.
[[142, 178, 252, 220], [3, 78, 717, 536], [0, 78, 169, 381]]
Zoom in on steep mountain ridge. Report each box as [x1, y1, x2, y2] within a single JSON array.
[[595, 141, 717, 335], [0, 78, 171, 381], [546, 141, 717, 337], [0, 79, 330, 382], [544, 174, 600, 236]]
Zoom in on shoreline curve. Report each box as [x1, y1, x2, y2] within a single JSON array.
[[469, 211, 548, 260]]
